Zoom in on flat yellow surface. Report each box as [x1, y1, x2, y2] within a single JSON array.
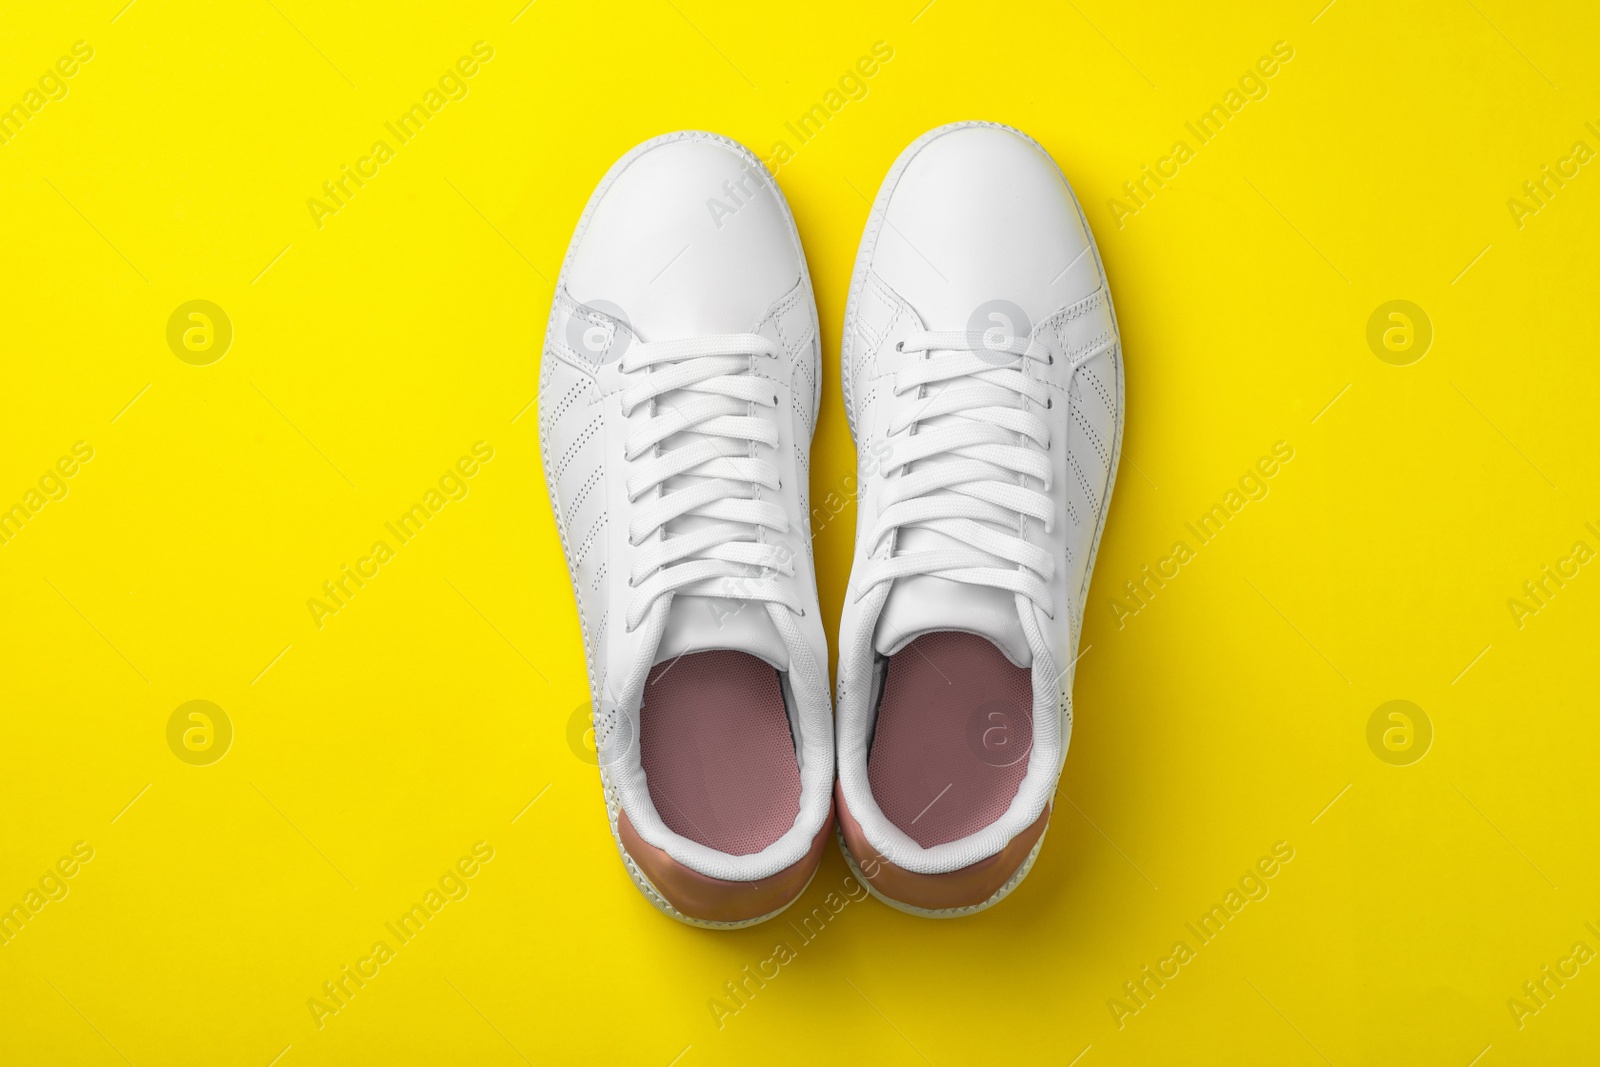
[[2, 1, 1597, 1063]]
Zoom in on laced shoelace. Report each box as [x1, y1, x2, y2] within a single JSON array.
[[619, 333, 801, 632], [854, 328, 1058, 618]]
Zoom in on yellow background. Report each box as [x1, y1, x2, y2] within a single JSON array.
[[2, 0, 1597, 1063]]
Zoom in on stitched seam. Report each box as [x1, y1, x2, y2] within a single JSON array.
[[771, 290, 800, 353], [792, 337, 816, 399], [1069, 331, 1114, 365], [1057, 289, 1103, 325]]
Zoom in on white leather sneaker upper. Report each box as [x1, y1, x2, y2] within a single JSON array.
[[540, 132, 833, 884], [836, 122, 1125, 876]]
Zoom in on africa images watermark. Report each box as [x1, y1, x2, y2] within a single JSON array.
[[1506, 922, 1600, 1031], [1367, 700, 1432, 766], [0, 40, 95, 148], [1506, 520, 1600, 630], [706, 872, 871, 1030], [1506, 121, 1600, 231], [1110, 440, 1296, 628], [700, 39, 897, 232], [167, 700, 234, 766], [1108, 41, 1296, 228], [1, 441, 95, 548], [1, 842, 96, 948], [746, 40, 895, 181], [1108, 840, 1296, 1029], [306, 41, 496, 229], [306, 442, 495, 628], [306, 841, 496, 1030]]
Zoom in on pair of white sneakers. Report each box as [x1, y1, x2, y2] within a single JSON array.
[[540, 122, 1123, 926]]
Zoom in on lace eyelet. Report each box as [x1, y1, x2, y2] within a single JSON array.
[[894, 341, 904, 352], [1046, 398, 1053, 409], [1047, 354, 1055, 365]]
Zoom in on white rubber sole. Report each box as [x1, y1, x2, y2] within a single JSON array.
[[835, 120, 1126, 917], [538, 131, 825, 929]]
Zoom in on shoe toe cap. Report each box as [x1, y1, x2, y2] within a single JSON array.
[[567, 133, 803, 340], [872, 122, 1100, 332]]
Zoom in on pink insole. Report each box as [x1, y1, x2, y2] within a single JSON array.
[[868, 631, 1034, 848], [640, 650, 801, 856]]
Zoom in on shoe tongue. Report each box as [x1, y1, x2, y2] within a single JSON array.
[[654, 595, 789, 671], [873, 569, 1032, 668]]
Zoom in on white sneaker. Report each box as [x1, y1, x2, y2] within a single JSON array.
[[834, 122, 1124, 916], [540, 132, 835, 927]]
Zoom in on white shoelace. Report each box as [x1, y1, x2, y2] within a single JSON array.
[[854, 328, 1058, 617], [619, 333, 800, 632]]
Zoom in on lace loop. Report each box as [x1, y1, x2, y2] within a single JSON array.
[[620, 333, 799, 632], [855, 327, 1058, 612]]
